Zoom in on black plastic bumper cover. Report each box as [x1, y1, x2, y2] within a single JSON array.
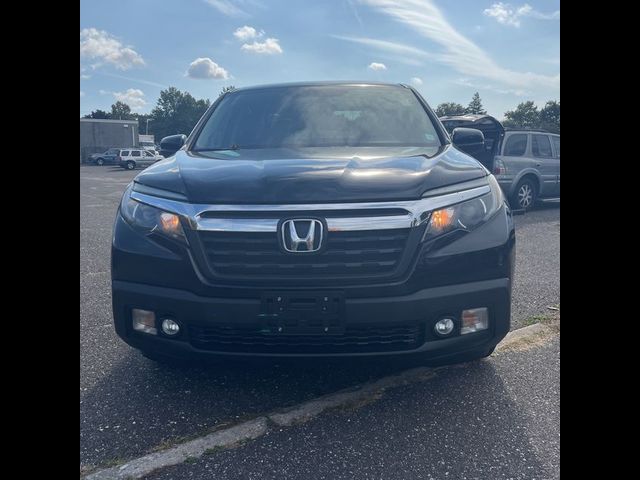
[[112, 277, 510, 358]]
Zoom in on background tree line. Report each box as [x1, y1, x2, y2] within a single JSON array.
[[84, 87, 558, 141], [435, 92, 560, 134], [82, 86, 235, 142]]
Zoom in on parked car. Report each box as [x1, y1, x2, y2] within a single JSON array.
[[89, 148, 120, 166], [117, 149, 163, 170], [112, 82, 515, 366], [439, 114, 560, 210], [495, 129, 560, 209], [142, 145, 160, 155]]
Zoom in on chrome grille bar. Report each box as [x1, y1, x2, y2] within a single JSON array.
[[129, 185, 490, 232]]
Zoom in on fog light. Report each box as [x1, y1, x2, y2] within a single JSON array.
[[161, 318, 180, 336], [132, 309, 157, 335], [461, 308, 489, 335], [434, 317, 455, 336]]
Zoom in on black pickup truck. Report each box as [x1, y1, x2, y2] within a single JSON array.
[[112, 82, 515, 365]]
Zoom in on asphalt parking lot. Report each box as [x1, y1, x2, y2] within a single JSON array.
[[80, 165, 560, 475]]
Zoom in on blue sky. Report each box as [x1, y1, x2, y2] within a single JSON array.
[[80, 0, 559, 119]]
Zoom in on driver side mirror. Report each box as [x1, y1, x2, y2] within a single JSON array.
[[159, 134, 187, 158], [451, 127, 485, 157]]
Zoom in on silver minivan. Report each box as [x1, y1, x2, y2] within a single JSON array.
[[493, 130, 560, 209], [439, 115, 560, 210]]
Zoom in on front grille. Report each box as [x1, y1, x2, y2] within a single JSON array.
[[189, 323, 424, 354], [197, 228, 410, 280]]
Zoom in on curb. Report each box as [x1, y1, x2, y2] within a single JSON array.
[[495, 322, 552, 352], [85, 418, 268, 480], [83, 322, 556, 479]]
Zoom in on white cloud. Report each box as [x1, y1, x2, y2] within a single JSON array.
[[409, 77, 423, 86], [332, 35, 433, 60], [368, 62, 387, 71], [346, 0, 364, 28], [113, 88, 147, 111], [80, 28, 145, 70], [98, 72, 167, 89], [204, 0, 249, 17], [99, 89, 110, 95], [455, 77, 529, 96], [357, 0, 559, 90], [186, 57, 231, 79], [483, 3, 560, 27], [233, 25, 263, 41], [241, 38, 283, 54], [80, 91, 85, 97]]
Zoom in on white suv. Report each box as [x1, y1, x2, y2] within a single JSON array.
[[118, 149, 163, 170]]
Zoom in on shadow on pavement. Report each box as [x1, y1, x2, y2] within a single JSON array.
[[149, 358, 555, 479], [80, 348, 430, 468]]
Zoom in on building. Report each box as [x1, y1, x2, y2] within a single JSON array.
[[139, 134, 156, 148], [80, 118, 139, 163]]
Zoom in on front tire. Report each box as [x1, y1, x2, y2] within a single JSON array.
[[96, 158, 105, 166], [126, 161, 136, 170], [511, 178, 537, 210]]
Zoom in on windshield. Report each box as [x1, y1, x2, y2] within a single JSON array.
[[192, 85, 442, 150]]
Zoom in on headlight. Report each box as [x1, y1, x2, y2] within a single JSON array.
[[423, 175, 503, 241], [119, 184, 187, 243]]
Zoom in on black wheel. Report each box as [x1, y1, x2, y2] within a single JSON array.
[[511, 178, 537, 210], [96, 158, 105, 166], [126, 161, 136, 170]]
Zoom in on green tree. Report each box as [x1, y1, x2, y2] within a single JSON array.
[[220, 85, 236, 97], [83, 109, 110, 119], [435, 102, 466, 117], [539, 100, 560, 134], [503, 101, 540, 129], [150, 87, 211, 140], [466, 92, 486, 115], [110, 101, 135, 120]]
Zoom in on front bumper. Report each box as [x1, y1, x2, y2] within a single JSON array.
[[112, 277, 511, 358]]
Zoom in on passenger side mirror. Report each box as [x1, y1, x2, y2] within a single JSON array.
[[451, 127, 485, 157], [159, 134, 187, 158]]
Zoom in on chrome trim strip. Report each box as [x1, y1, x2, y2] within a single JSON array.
[[129, 185, 490, 232], [326, 215, 413, 232], [196, 218, 279, 232]]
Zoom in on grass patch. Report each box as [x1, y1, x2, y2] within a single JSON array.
[[204, 446, 225, 455], [522, 315, 549, 327], [521, 306, 560, 327], [335, 390, 385, 413], [150, 422, 235, 453], [204, 438, 250, 456], [498, 311, 560, 354]]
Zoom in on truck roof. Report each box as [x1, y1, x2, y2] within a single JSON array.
[[228, 81, 411, 93], [439, 114, 496, 123]]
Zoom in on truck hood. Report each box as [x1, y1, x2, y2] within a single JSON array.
[[133, 145, 488, 204]]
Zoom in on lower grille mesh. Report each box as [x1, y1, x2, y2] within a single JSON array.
[[189, 323, 424, 354]]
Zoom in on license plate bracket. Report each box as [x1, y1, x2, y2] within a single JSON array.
[[259, 291, 345, 335]]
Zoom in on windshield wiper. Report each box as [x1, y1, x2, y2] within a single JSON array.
[[192, 144, 240, 152]]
